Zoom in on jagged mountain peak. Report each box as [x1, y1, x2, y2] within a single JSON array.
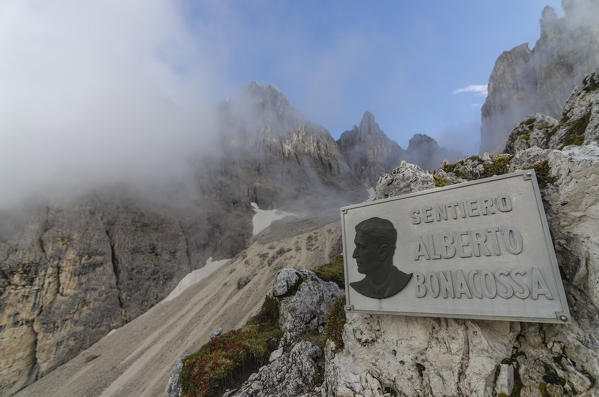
[[407, 133, 440, 151], [353, 111, 385, 139], [481, 0, 599, 152]]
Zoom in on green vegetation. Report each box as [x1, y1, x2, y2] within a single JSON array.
[[538, 382, 549, 397], [324, 296, 346, 352], [179, 296, 281, 397], [314, 255, 345, 289], [442, 162, 457, 174], [481, 154, 512, 178], [545, 124, 560, 144], [523, 161, 556, 188], [582, 74, 599, 93], [560, 110, 590, 149], [433, 174, 450, 187]]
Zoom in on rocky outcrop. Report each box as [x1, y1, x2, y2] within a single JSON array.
[[325, 143, 599, 395], [225, 268, 342, 397], [230, 341, 322, 397], [405, 133, 461, 170], [324, 68, 599, 396], [337, 112, 406, 187], [505, 69, 599, 153], [481, 0, 599, 153], [0, 196, 233, 395], [374, 161, 435, 199], [0, 81, 362, 394], [273, 269, 343, 348], [209, 82, 367, 212]]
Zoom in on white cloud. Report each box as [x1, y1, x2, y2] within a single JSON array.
[[0, 0, 232, 207], [453, 84, 488, 96]]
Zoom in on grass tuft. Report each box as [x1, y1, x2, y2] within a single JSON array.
[[314, 255, 345, 289], [179, 296, 281, 397], [324, 296, 346, 352]]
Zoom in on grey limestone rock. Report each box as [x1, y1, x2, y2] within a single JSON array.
[[505, 113, 559, 153], [374, 161, 435, 199], [165, 358, 182, 397], [272, 268, 302, 297], [337, 111, 407, 187], [277, 270, 343, 348], [481, 1, 599, 153], [230, 341, 323, 397], [324, 116, 599, 395]]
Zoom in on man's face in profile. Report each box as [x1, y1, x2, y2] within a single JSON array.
[[353, 231, 385, 274]]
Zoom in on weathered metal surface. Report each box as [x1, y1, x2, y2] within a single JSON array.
[[340, 170, 570, 323]]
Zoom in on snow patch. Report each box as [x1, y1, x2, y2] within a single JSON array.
[[251, 202, 296, 235], [163, 257, 229, 302], [367, 187, 375, 201]]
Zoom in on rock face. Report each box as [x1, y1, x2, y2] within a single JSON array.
[[208, 82, 367, 212], [231, 341, 322, 397], [337, 112, 406, 187], [338, 113, 461, 186], [481, 0, 599, 153], [405, 133, 461, 170], [0, 81, 363, 394], [0, 196, 229, 395], [374, 161, 435, 199], [323, 72, 599, 395], [273, 269, 343, 348], [505, 69, 599, 153], [229, 268, 342, 397]]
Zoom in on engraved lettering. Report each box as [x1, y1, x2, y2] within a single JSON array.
[[481, 198, 497, 215], [532, 267, 553, 300], [414, 236, 430, 261], [510, 269, 530, 299], [495, 270, 514, 299], [481, 271, 497, 298], [471, 230, 491, 257], [447, 203, 459, 220], [457, 232, 472, 258], [468, 270, 483, 298], [454, 270, 472, 299], [410, 209, 421, 225], [487, 227, 501, 256], [434, 205, 448, 221], [414, 272, 427, 298], [503, 227, 523, 255], [439, 271, 454, 298], [428, 273, 440, 298], [424, 207, 434, 223], [467, 199, 479, 217], [496, 194, 512, 212], [429, 235, 441, 259], [458, 201, 467, 218], [440, 232, 456, 259]]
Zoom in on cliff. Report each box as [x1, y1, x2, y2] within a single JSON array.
[[481, 0, 599, 153]]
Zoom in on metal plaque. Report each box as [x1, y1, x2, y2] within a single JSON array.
[[340, 170, 570, 323]]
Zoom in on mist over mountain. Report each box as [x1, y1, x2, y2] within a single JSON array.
[[481, 0, 599, 152]]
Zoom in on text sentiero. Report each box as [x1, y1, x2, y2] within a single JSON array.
[[408, 193, 553, 301]]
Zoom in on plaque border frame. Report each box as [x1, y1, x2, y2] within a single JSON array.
[[340, 170, 571, 323]]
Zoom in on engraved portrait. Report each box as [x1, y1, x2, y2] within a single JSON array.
[[350, 217, 412, 299]]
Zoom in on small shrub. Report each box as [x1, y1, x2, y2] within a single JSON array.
[[481, 154, 511, 178], [560, 111, 590, 148], [179, 296, 281, 397], [324, 296, 346, 352], [524, 161, 556, 188], [433, 174, 450, 187], [314, 255, 345, 289]]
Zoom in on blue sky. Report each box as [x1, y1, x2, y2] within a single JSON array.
[[183, 0, 562, 154]]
